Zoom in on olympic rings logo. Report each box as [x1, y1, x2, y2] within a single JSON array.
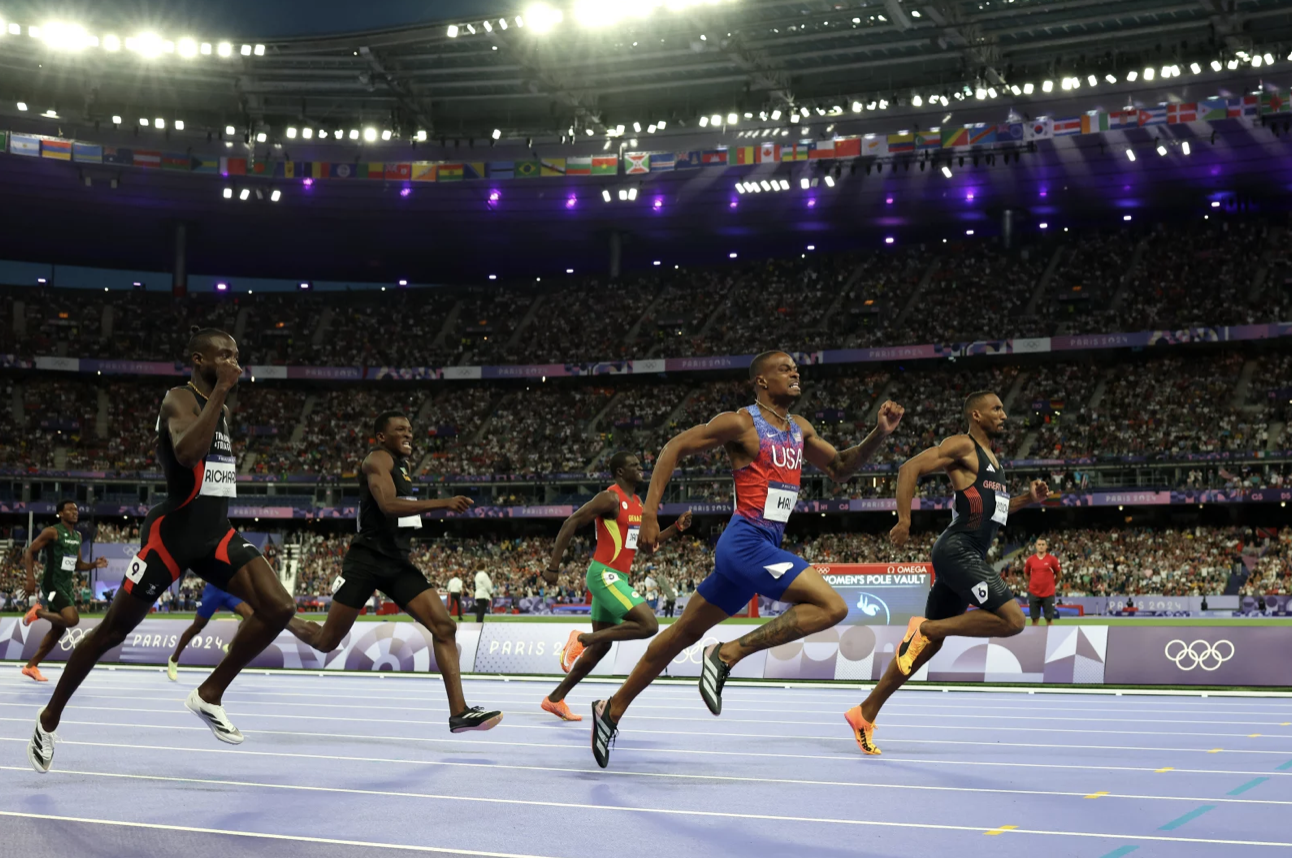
[[57, 627, 87, 652], [1164, 639, 1234, 671], [673, 636, 721, 665]]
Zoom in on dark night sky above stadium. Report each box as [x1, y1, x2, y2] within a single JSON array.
[[17, 0, 512, 37]]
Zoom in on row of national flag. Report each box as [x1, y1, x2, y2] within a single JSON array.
[[0, 93, 1275, 180]]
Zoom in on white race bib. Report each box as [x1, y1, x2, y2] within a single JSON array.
[[763, 483, 798, 523], [992, 493, 1010, 526], [625, 527, 640, 550], [60, 555, 77, 572], [199, 458, 238, 498], [396, 498, 422, 529], [125, 553, 148, 584]]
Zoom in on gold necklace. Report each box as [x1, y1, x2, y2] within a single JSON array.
[[185, 381, 209, 401], [757, 400, 790, 426]]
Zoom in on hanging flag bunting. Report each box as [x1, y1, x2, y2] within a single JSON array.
[[72, 142, 102, 163], [625, 152, 651, 173], [885, 133, 913, 154], [997, 122, 1025, 143], [674, 151, 702, 169], [1026, 118, 1053, 141], [40, 139, 72, 160], [915, 131, 940, 151], [1167, 102, 1198, 123], [515, 160, 541, 179], [488, 161, 514, 179], [134, 150, 161, 168], [862, 135, 887, 157], [1259, 92, 1289, 115], [566, 155, 592, 176], [967, 124, 997, 146], [649, 152, 675, 171], [758, 141, 781, 162], [463, 162, 486, 180], [701, 149, 729, 165], [364, 163, 385, 179], [1081, 112, 1110, 134], [832, 138, 860, 158], [808, 139, 835, 159], [410, 162, 437, 181], [310, 162, 331, 179], [941, 126, 970, 148], [10, 134, 41, 157], [734, 146, 756, 165], [540, 158, 566, 176], [104, 147, 133, 165], [1138, 106, 1167, 126], [1052, 117, 1082, 136], [385, 163, 412, 180], [193, 157, 219, 174], [1198, 98, 1228, 121], [161, 152, 191, 171], [330, 162, 358, 179], [438, 163, 464, 182], [591, 155, 618, 175], [782, 142, 809, 161]]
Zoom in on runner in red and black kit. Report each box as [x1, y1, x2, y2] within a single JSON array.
[[28, 328, 298, 773], [589, 350, 905, 768], [843, 390, 1048, 756]]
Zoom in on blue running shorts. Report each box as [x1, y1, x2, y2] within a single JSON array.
[[196, 581, 245, 620], [698, 516, 812, 615]]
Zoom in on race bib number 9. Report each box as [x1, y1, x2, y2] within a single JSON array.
[[763, 482, 798, 523], [625, 527, 640, 550], [60, 555, 77, 572], [992, 493, 1009, 526], [126, 553, 148, 585], [199, 458, 238, 498]]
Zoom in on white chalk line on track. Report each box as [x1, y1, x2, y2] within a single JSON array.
[[0, 810, 567, 858], [3, 715, 1292, 771], [2, 701, 1288, 745], [3, 688, 1289, 726], [0, 736, 1286, 805], [3, 767, 1292, 848]]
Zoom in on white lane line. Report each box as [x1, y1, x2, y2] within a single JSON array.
[[2, 738, 1287, 806], [8, 690, 1286, 726], [3, 715, 1292, 765], [0, 810, 566, 858], [1, 702, 1284, 743], [2, 767, 1290, 848]]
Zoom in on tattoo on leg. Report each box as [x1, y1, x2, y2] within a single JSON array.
[[733, 606, 806, 653]]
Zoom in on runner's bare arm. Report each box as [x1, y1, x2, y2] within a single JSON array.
[[799, 400, 905, 483], [363, 450, 473, 517], [654, 510, 693, 546], [1010, 479, 1050, 513], [544, 491, 619, 583], [164, 389, 230, 469], [642, 412, 749, 515], [22, 527, 58, 590], [894, 435, 976, 525]]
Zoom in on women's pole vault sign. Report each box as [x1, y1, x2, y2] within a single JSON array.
[[815, 563, 933, 626]]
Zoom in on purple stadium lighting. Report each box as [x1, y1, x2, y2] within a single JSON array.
[[1123, 215, 1132, 221], [884, 237, 894, 244], [885, 196, 893, 205], [1039, 189, 1047, 198], [653, 198, 663, 210], [806, 198, 816, 208], [729, 200, 738, 208], [401, 187, 413, 198], [215, 282, 228, 291], [488, 190, 500, 202], [566, 194, 577, 209], [302, 177, 313, 188], [1211, 201, 1221, 208]]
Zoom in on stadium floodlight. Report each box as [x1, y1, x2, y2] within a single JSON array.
[[103, 34, 121, 51], [133, 32, 165, 57], [224, 125, 236, 136], [1156, 143, 1168, 156], [200, 42, 212, 55], [178, 37, 197, 57], [381, 130, 392, 141], [735, 183, 746, 193], [614, 124, 625, 135], [617, 189, 628, 200], [111, 114, 120, 124], [1042, 80, 1054, 92], [347, 129, 358, 140], [1227, 59, 1239, 69], [657, 120, 667, 130], [1106, 74, 1117, 83], [174, 120, 185, 130], [286, 127, 297, 139], [699, 116, 710, 127], [770, 109, 782, 120], [16, 102, 27, 111], [317, 130, 329, 139], [222, 188, 232, 199], [1126, 149, 1137, 162], [1127, 70, 1139, 81], [1252, 55, 1264, 68], [256, 131, 267, 143], [42, 22, 94, 51], [303, 128, 314, 140], [217, 41, 232, 56], [1211, 59, 1223, 71], [270, 189, 281, 202], [941, 165, 953, 178], [415, 130, 426, 141], [515, 15, 525, 27], [1060, 78, 1073, 91], [711, 114, 723, 127], [1143, 67, 1155, 80], [602, 189, 611, 202], [525, 3, 564, 33], [648, 124, 657, 133], [585, 127, 594, 136], [633, 121, 642, 133], [364, 128, 378, 142], [499, 18, 508, 30], [240, 44, 251, 56], [627, 187, 638, 201], [912, 95, 923, 107], [8, 22, 20, 35], [447, 24, 460, 37], [139, 117, 150, 127], [482, 20, 493, 32], [800, 177, 810, 190], [1023, 82, 1034, 94], [1088, 75, 1098, 87], [1181, 141, 1191, 156], [727, 112, 738, 125], [238, 188, 250, 201], [987, 86, 998, 98], [1190, 62, 1201, 74], [975, 87, 986, 99], [779, 179, 791, 191], [1264, 53, 1274, 65], [155, 117, 166, 129], [759, 180, 771, 191], [823, 175, 835, 188]]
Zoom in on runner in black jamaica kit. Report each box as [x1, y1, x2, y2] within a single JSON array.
[[286, 412, 503, 733], [28, 327, 298, 773], [844, 390, 1048, 756]]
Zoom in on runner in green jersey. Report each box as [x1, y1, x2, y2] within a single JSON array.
[[21, 501, 108, 682]]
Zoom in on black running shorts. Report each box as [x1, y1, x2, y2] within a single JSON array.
[[925, 532, 1015, 620], [123, 514, 262, 603], [1029, 594, 1057, 621], [331, 545, 433, 611]]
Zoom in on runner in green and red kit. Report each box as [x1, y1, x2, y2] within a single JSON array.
[[539, 451, 692, 721]]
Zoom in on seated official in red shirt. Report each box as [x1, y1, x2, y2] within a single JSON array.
[[1024, 538, 1061, 626]]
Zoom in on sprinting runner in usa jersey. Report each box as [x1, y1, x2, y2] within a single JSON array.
[[731, 404, 805, 540]]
